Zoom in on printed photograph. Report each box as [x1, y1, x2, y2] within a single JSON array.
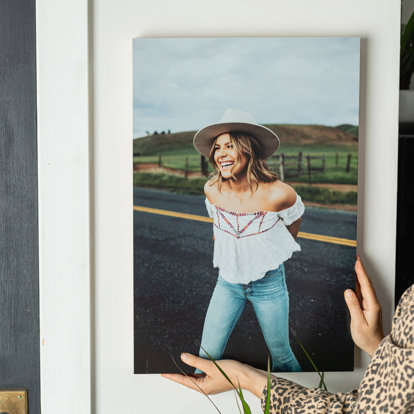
[[133, 37, 360, 374]]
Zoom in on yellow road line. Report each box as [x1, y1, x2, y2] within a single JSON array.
[[134, 205, 213, 223], [133, 205, 357, 247], [298, 232, 356, 247]]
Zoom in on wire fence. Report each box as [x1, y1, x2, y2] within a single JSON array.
[[134, 152, 355, 184]]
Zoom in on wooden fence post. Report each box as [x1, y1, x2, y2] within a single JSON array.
[[185, 157, 189, 179], [307, 155, 311, 184], [322, 155, 326, 173], [298, 152, 302, 174], [346, 154, 351, 173], [200, 155, 208, 177], [279, 153, 285, 181], [158, 155, 162, 168]]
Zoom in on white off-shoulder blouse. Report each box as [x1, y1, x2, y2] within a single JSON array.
[[205, 195, 305, 284]]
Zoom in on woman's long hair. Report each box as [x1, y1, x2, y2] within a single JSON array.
[[208, 132, 278, 192]]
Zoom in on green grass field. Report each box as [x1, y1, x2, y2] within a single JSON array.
[[132, 124, 358, 204], [133, 143, 358, 184], [133, 172, 207, 195], [133, 152, 213, 172], [267, 145, 358, 184]]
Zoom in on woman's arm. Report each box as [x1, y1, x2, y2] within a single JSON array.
[[163, 353, 360, 413], [268, 182, 304, 234], [286, 217, 301, 239]]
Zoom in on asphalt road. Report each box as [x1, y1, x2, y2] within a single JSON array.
[[133, 188, 356, 374]]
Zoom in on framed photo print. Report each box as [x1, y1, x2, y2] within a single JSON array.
[[132, 37, 360, 374]]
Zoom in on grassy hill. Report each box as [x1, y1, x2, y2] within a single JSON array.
[[336, 124, 359, 136], [133, 123, 359, 188], [133, 124, 358, 156]]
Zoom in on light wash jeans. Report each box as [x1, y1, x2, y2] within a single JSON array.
[[197, 264, 301, 372]]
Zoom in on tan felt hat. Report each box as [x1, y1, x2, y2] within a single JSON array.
[[193, 108, 279, 158]]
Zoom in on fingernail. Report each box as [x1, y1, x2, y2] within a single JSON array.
[[181, 353, 189, 362], [345, 289, 353, 298]]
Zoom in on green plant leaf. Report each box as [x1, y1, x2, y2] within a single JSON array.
[[296, 339, 328, 390], [401, 10, 414, 87], [199, 345, 237, 388], [237, 382, 252, 414], [199, 344, 252, 412], [234, 390, 242, 414], [318, 372, 327, 390], [263, 356, 271, 414], [402, 10, 414, 51], [290, 330, 328, 390]]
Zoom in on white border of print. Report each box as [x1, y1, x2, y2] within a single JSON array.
[[36, 1, 400, 413]]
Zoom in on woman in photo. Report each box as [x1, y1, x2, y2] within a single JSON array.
[[193, 108, 304, 372]]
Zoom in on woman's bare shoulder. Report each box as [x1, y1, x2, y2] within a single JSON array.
[[204, 179, 220, 202], [265, 180, 297, 211]]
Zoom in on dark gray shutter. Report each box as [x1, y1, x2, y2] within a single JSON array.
[[0, 1, 41, 413]]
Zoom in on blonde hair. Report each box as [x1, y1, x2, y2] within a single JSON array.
[[208, 132, 278, 192]]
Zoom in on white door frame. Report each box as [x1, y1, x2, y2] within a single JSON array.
[[36, 1, 91, 413]]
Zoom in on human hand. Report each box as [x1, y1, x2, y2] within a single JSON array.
[[344, 256, 385, 357], [162, 353, 268, 398]]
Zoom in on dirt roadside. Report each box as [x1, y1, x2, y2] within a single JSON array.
[[287, 182, 357, 192], [133, 163, 203, 178], [133, 163, 357, 191], [133, 163, 357, 212], [303, 201, 356, 212]]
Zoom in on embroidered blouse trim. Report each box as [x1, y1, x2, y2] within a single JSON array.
[[214, 208, 280, 239]]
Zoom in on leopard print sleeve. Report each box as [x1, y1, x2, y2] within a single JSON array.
[[261, 377, 358, 413], [356, 284, 414, 412], [260, 284, 414, 413]]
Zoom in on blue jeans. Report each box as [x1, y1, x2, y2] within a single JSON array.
[[197, 264, 301, 372]]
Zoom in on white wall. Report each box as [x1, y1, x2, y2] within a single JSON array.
[[37, 1, 401, 413]]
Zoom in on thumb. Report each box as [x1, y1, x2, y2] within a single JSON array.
[[344, 289, 365, 325], [181, 353, 213, 373]]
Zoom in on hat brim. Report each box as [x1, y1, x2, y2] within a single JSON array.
[[193, 122, 280, 158]]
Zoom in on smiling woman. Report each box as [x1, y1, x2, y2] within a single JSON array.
[[213, 134, 246, 179], [210, 132, 279, 190], [190, 109, 305, 372]]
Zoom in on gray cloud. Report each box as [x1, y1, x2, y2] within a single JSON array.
[[133, 37, 360, 138]]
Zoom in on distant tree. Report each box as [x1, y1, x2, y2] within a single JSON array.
[[153, 131, 158, 135], [145, 130, 150, 136], [168, 129, 171, 134], [161, 131, 165, 134]]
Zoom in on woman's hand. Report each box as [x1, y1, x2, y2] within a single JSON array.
[[344, 257, 385, 357], [162, 353, 268, 398]]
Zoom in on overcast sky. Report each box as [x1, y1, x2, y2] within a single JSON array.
[[133, 37, 360, 138]]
